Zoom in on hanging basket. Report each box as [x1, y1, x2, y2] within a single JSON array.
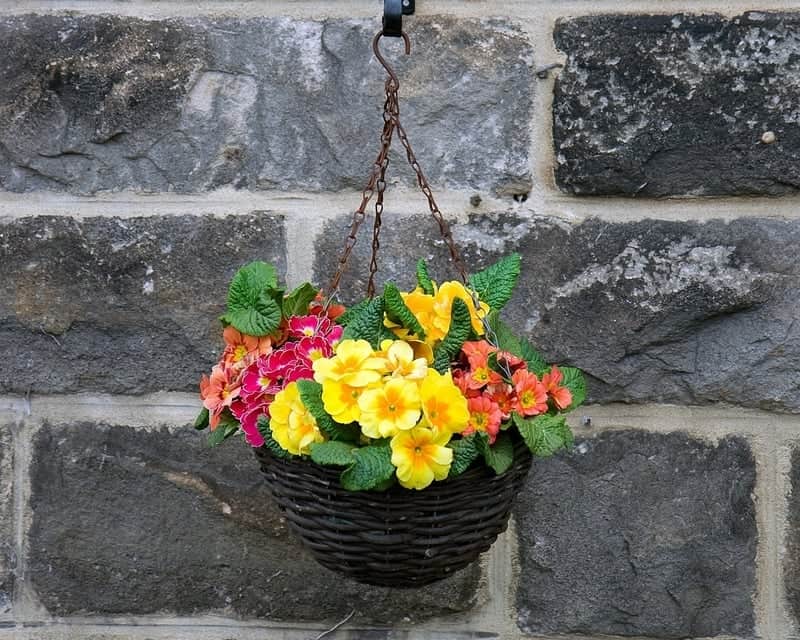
[[254, 437, 532, 587]]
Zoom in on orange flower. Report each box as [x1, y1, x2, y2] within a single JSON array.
[[201, 365, 241, 429], [542, 365, 573, 410], [486, 383, 516, 419], [222, 326, 273, 370], [511, 369, 547, 417], [463, 396, 503, 443]]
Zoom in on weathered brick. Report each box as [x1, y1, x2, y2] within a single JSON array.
[[0, 425, 12, 617], [554, 12, 800, 196], [27, 422, 480, 621], [0, 15, 532, 196], [315, 212, 800, 412], [0, 214, 285, 394], [515, 431, 756, 638]]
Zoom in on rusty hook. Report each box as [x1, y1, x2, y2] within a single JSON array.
[[372, 31, 411, 87]]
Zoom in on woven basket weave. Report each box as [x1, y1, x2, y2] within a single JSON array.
[[254, 439, 532, 588]]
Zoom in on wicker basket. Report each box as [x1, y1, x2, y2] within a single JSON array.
[[254, 439, 532, 588]]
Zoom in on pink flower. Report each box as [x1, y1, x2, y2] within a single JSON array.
[[296, 336, 334, 363], [288, 315, 332, 339]]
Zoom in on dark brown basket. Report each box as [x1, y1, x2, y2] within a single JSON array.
[[254, 439, 532, 588]]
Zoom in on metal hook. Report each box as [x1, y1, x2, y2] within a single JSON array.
[[372, 31, 411, 87]]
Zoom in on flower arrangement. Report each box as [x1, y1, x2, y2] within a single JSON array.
[[195, 254, 586, 491]]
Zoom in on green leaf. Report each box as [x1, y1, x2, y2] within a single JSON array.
[[194, 407, 210, 430], [257, 416, 292, 459], [433, 297, 473, 373], [296, 379, 359, 442], [487, 311, 522, 355], [335, 298, 371, 326], [416, 259, 435, 295], [310, 441, 356, 467], [208, 417, 239, 447], [340, 443, 395, 491], [559, 367, 587, 411], [520, 338, 549, 376], [448, 434, 481, 477], [223, 262, 282, 336], [469, 253, 521, 311], [341, 296, 385, 349], [513, 413, 574, 457], [383, 282, 426, 340], [282, 282, 319, 318], [475, 431, 515, 474]]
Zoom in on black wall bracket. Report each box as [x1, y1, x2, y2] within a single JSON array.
[[383, 0, 415, 37]]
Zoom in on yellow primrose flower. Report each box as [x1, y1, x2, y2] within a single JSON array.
[[269, 382, 325, 455], [358, 377, 421, 438], [313, 339, 385, 387], [390, 425, 453, 490], [420, 369, 470, 435], [379, 339, 428, 380], [321, 380, 369, 424], [431, 281, 490, 338], [397, 288, 441, 342]]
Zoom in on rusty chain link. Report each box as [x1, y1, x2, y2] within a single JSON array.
[[328, 30, 469, 298]]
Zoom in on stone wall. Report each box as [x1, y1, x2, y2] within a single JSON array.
[[0, 2, 798, 639]]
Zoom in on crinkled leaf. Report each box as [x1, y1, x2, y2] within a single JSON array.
[[296, 379, 359, 442], [224, 262, 282, 336], [469, 253, 521, 311], [513, 413, 574, 457], [487, 311, 522, 355], [341, 296, 385, 349], [416, 258, 435, 295], [257, 416, 292, 459], [475, 431, 515, 474], [194, 407, 209, 431], [433, 298, 473, 373], [559, 367, 587, 411], [310, 441, 356, 467], [383, 281, 426, 340], [340, 443, 395, 491], [448, 434, 481, 477], [520, 338, 549, 376], [223, 294, 282, 337], [282, 282, 319, 318], [335, 298, 371, 326]]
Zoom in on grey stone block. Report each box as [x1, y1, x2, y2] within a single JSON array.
[[314, 212, 800, 412], [27, 422, 480, 620], [554, 12, 800, 196], [0, 426, 12, 617], [515, 430, 756, 638], [0, 15, 532, 196], [0, 214, 285, 394]]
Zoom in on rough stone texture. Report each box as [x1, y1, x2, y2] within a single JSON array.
[[0, 15, 532, 196], [314, 213, 800, 411], [515, 430, 756, 638], [27, 422, 480, 620], [0, 214, 285, 394], [554, 12, 800, 196], [0, 426, 12, 617]]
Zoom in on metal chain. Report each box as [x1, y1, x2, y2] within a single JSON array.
[[367, 77, 399, 297], [329, 30, 470, 297]]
